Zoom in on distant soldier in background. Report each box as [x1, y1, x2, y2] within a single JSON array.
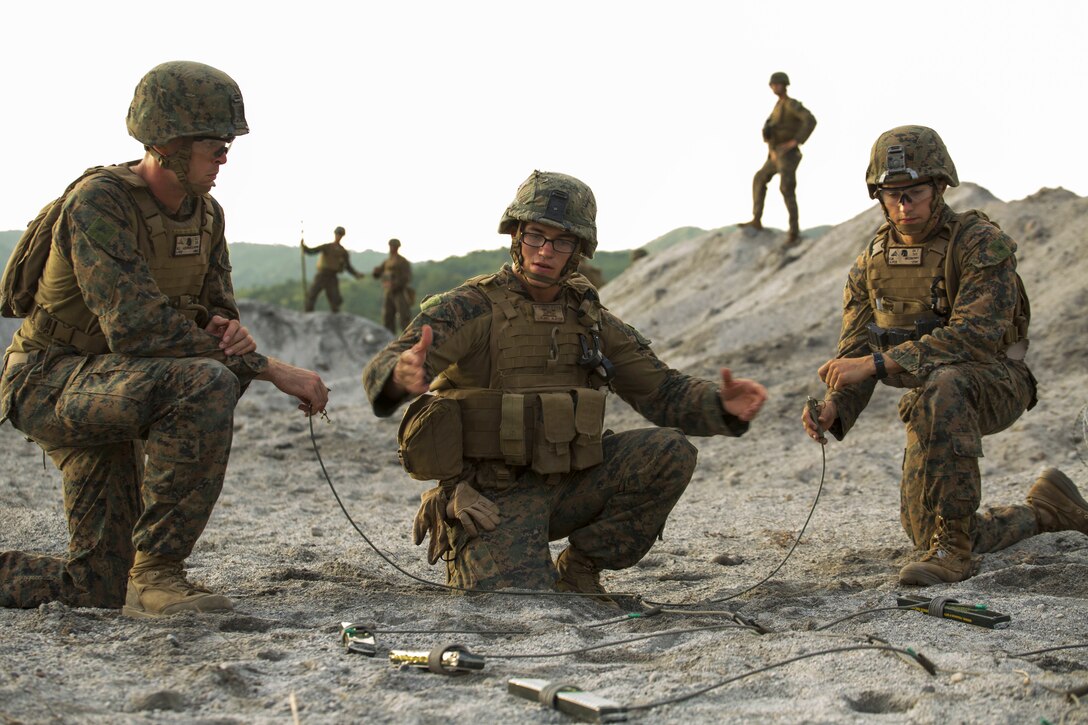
[[303, 226, 362, 313], [372, 238, 413, 334], [629, 248, 648, 263], [738, 72, 817, 247], [577, 258, 604, 289]]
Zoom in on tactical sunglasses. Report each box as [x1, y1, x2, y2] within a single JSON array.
[[193, 136, 234, 159], [876, 181, 935, 206]]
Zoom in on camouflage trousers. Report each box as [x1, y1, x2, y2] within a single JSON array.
[[305, 270, 343, 312], [0, 350, 238, 609], [752, 147, 801, 234], [445, 428, 698, 591], [897, 358, 1038, 553], [382, 289, 412, 335]]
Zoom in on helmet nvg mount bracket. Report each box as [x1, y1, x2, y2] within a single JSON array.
[[866, 125, 959, 199]]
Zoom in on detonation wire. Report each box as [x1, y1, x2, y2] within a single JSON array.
[[584, 607, 767, 631], [708, 440, 826, 604], [311, 394, 831, 612], [625, 643, 935, 712], [642, 437, 827, 609], [308, 415, 641, 601], [311, 404, 1088, 715], [374, 628, 527, 635], [309, 416, 1018, 716], [1009, 643, 1088, 658], [814, 602, 929, 631], [483, 622, 755, 660]]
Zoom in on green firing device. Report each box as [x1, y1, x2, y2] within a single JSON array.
[[896, 594, 1010, 629]]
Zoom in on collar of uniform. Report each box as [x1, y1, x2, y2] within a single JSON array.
[[931, 201, 957, 241]]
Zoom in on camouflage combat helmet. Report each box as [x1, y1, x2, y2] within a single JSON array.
[[127, 61, 249, 146], [769, 71, 790, 86], [866, 125, 959, 198], [388, 238, 401, 248], [334, 226, 346, 236], [499, 170, 598, 258]]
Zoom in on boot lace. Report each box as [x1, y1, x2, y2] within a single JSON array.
[[144, 561, 211, 595], [920, 520, 954, 562]]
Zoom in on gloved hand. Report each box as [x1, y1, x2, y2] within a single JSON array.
[[445, 482, 500, 538], [413, 486, 453, 565]]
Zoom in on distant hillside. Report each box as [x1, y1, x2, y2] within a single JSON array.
[[0, 223, 732, 324], [643, 226, 710, 253], [228, 242, 387, 291], [236, 246, 642, 322], [0, 230, 19, 263]]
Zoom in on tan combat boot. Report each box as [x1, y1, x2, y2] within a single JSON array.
[[784, 230, 802, 247], [898, 516, 977, 586], [555, 547, 617, 607], [1027, 467, 1088, 534], [738, 219, 763, 232], [122, 552, 233, 618]]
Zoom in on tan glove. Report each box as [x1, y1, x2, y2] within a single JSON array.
[[445, 482, 500, 538], [412, 486, 453, 565]]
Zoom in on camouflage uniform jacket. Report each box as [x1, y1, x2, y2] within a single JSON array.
[[764, 97, 817, 147], [305, 242, 358, 276], [827, 203, 1028, 439], [364, 265, 747, 438], [6, 168, 267, 383], [374, 255, 412, 292]]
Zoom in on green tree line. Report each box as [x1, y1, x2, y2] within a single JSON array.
[[1, 226, 714, 326], [239, 247, 640, 321]]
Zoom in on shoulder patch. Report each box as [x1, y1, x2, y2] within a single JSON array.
[[86, 216, 120, 246], [960, 222, 1015, 269], [420, 284, 490, 323], [420, 291, 449, 313]]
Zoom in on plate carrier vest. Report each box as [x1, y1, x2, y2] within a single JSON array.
[[15, 165, 215, 354], [398, 273, 609, 484], [864, 209, 1030, 387]]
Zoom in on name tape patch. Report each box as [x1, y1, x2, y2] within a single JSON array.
[[887, 246, 923, 266], [533, 304, 565, 323], [174, 234, 201, 257]]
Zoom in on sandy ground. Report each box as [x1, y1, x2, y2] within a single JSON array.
[[2, 184, 1088, 724]]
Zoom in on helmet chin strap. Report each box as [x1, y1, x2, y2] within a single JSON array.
[[515, 261, 559, 286], [149, 142, 199, 197]]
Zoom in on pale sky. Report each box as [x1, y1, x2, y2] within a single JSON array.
[[2, 1, 1084, 261]]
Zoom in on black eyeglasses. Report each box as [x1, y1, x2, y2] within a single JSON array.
[[519, 231, 578, 254], [876, 181, 934, 206], [193, 136, 233, 159]]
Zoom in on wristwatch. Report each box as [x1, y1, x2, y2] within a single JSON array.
[[872, 351, 888, 380]]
